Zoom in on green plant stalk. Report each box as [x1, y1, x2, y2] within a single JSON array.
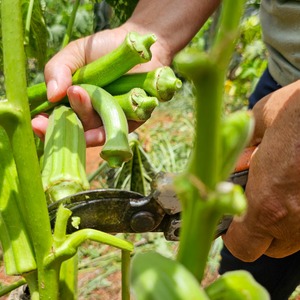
[[61, 0, 80, 48], [27, 31, 157, 109], [211, 0, 246, 69], [53, 205, 78, 299], [79, 84, 133, 168], [104, 66, 183, 102], [114, 88, 159, 121], [0, 278, 27, 298], [24, 0, 34, 45], [174, 0, 246, 282], [1, 0, 54, 297], [51, 205, 133, 299], [30, 96, 68, 117], [175, 60, 224, 281], [121, 250, 131, 300], [59, 254, 79, 299], [44, 228, 134, 268]]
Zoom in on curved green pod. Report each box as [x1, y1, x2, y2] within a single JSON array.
[[27, 31, 157, 109], [72, 32, 156, 86], [104, 66, 182, 102], [79, 84, 132, 168], [114, 88, 159, 121]]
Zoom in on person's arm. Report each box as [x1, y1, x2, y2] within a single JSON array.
[[123, 0, 220, 64]]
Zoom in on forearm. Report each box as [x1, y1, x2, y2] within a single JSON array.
[[122, 0, 220, 63]]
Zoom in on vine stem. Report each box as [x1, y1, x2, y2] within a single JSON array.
[[24, 0, 34, 45], [1, 0, 57, 297], [174, 0, 246, 282], [122, 250, 131, 300], [61, 0, 80, 48]]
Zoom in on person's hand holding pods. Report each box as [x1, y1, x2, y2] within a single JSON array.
[[223, 80, 300, 261], [31, 0, 220, 147]]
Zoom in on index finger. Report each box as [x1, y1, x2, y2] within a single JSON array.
[[222, 215, 273, 262]]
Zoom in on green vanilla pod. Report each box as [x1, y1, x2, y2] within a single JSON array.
[[104, 66, 182, 102], [27, 32, 157, 110], [41, 105, 90, 203], [79, 84, 133, 168], [114, 88, 159, 121]]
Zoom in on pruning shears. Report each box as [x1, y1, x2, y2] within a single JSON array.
[[48, 147, 256, 241]]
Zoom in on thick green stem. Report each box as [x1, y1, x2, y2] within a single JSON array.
[[176, 184, 223, 280], [122, 250, 131, 300], [59, 254, 79, 299], [44, 229, 133, 268], [175, 54, 223, 189], [1, 0, 54, 297], [174, 0, 246, 282], [24, 272, 39, 299], [211, 0, 246, 69]]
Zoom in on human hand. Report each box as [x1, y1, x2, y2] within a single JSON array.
[[223, 80, 300, 261], [31, 26, 171, 146]]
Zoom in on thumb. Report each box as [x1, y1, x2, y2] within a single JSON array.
[[248, 97, 270, 146], [44, 41, 86, 102], [45, 65, 73, 102]]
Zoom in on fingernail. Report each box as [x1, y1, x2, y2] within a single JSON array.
[[47, 79, 58, 101]]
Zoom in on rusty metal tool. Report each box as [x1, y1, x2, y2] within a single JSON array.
[[48, 147, 256, 241]]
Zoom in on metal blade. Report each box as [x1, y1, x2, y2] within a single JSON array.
[[48, 189, 166, 234], [48, 170, 248, 241]]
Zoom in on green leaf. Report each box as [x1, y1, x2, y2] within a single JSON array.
[[22, 0, 48, 68], [131, 252, 209, 300], [205, 270, 270, 300], [129, 139, 147, 194], [107, 134, 156, 195]]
